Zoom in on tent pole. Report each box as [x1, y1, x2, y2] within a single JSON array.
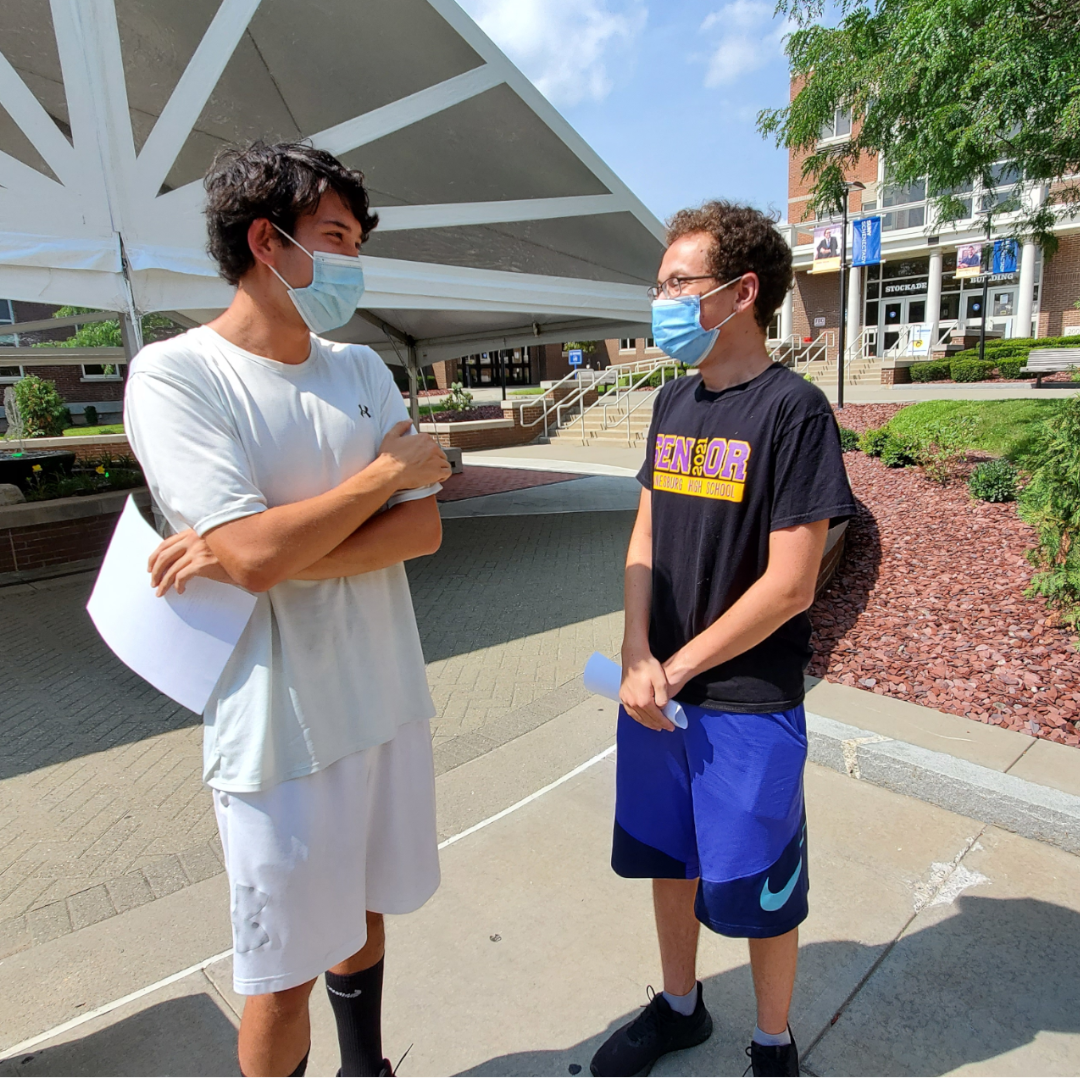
[[407, 344, 420, 428]]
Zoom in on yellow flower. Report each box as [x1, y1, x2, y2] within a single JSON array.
[[95, 465, 106, 475], [31, 464, 42, 473]]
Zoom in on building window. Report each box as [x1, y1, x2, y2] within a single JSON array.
[[766, 313, 781, 340], [81, 364, 125, 381], [645, 337, 655, 348], [619, 338, 635, 351], [819, 107, 852, 141], [0, 365, 23, 382]]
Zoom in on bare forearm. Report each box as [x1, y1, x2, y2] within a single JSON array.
[[292, 497, 441, 580], [206, 456, 403, 592], [622, 492, 654, 656], [663, 573, 812, 688]]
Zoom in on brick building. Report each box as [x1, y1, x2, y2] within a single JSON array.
[[0, 301, 128, 425], [780, 93, 1080, 357]]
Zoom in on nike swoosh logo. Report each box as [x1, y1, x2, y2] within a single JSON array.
[[760, 858, 803, 911], [327, 987, 362, 999]]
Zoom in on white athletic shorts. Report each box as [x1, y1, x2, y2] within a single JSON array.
[[213, 719, 440, 995]]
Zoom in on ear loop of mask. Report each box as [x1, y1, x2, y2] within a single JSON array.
[[266, 222, 314, 292]]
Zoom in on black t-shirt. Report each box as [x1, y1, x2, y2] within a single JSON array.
[[637, 363, 857, 712]]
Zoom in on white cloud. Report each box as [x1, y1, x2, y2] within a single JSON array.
[[459, 0, 647, 107], [700, 1, 792, 88]]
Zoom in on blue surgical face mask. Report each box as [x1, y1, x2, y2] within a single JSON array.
[[651, 275, 744, 366], [269, 224, 365, 334]]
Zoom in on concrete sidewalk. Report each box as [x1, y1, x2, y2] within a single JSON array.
[[2, 694, 1078, 1077]]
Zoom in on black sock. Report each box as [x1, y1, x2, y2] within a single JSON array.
[[289, 1047, 310, 1076], [325, 957, 385, 1077]]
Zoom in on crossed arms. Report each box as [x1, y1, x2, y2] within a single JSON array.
[[149, 421, 451, 595], [619, 488, 829, 731]]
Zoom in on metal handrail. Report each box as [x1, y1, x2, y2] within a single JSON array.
[[570, 357, 680, 444], [510, 366, 600, 439], [789, 331, 836, 374]]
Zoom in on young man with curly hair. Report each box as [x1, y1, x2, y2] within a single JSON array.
[[125, 142, 451, 1077], [590, 202, 856, 1078]]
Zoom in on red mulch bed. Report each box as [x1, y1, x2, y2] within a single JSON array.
[[811, 404, 1080, 747], [426, 405, 504, 422], [436, 467, 579, 502]]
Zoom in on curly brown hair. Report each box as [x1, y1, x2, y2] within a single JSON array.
[[665, 201, 792, 331], [204, 141, 379, 286]]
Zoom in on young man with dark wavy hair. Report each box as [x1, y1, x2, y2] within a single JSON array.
[[590, 202, 856, 1078], [125, 142, 451, 1077]]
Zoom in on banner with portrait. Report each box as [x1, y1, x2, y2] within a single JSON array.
[[811, 225, 841, 273], [992, 239, 1019, 275], [851, 216, 881, 267], [955, 242, 984, 279]]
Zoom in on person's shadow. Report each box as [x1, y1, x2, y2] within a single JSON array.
[[462, 895, 1080, 1077]]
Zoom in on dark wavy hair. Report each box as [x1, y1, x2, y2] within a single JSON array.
[[665, 201, 792, 331], [204, 141, 379, 286]]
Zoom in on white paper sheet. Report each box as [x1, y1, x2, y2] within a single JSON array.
[[583, 652, 688, 729], [87, 496, 257, 713]]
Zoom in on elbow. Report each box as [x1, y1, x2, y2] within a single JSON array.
[[417, 515, 442, 558], [224, 554, 280, 594], [793, 583, 818, 615]]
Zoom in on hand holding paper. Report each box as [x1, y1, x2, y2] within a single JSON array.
[[87, 497, 257, 714], [583, 652, 688, 729]]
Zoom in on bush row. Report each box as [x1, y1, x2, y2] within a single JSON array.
[[909, 357, 1037, 383]]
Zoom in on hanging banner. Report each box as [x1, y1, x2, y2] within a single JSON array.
[[992, 239, 1019, 275], [955, 242, 984, 279], [811, 225, 841, 273], [851, 216, 881, 267]]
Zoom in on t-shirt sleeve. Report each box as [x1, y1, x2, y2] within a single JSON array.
[[770, 410, 858, 531], [373, 359, 442, 507], [124, 368, 267, 536]]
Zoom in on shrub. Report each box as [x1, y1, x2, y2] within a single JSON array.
[[12, 375, 68, 437], [859, 427, 890, 456], [1019, 395, 1080, 632], [838, 426, 860, 451], [951, 359, 996, 383], [879, 434, 917, 468], [969, 459, 1019, 502], [444, 382, 474, 412], [83, 405, 99, 426], [997, 360, 1023, 380], [910, 361, 950, 382], [905, 416, 977, 484]]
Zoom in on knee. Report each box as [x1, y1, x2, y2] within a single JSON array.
[[249, 978, 317, 1021]]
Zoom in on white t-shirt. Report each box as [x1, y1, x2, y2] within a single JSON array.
[[124, 326, 439, 793]]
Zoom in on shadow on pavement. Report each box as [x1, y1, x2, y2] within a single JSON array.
[[3, 994, 239, 1077], [410, 511, 634, 664], [461, 896, 1080, 1077]]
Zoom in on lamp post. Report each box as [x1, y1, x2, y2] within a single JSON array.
[[836, 179, 865, 410], [974, 209, 994, 363]]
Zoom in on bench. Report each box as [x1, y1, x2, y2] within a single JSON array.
[[1025, 348, 1080, 387]]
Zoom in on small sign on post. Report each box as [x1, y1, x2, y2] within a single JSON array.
[[568, 348, 583, 367]]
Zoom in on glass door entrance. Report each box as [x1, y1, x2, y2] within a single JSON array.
[[882, 297, 927, 350]]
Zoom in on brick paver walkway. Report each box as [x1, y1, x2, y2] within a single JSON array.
[[0, 510, 632, 957], [435, 466, 579, 502]]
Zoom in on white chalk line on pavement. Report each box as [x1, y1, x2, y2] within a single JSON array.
[[0, 743, 616, 1061]]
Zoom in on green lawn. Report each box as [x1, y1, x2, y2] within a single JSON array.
[[62, 424, 125, 436], [886, 399, 1066, 467]]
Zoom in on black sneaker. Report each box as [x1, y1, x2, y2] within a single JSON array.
[[746, 1030, 799, 1077], [590, 983, 713, 1077]]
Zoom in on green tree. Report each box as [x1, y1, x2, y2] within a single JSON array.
[[758, 0, 1080, 249], [32, 306, 181, 354]]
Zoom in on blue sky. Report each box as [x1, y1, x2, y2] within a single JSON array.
[[457, 0, 795, 225]]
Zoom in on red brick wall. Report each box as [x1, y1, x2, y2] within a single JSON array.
[[792, 269, 841, 341], [0, 510, 117, 576], [1037, 232, 1080, 337]]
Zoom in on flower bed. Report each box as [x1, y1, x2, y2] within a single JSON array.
[[812, 404, 1080, 746]]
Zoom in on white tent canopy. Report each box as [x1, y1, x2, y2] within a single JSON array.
[[0, 0, 664, 369]]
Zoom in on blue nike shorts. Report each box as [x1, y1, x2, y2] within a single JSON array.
[[612, 702, 809, 938]]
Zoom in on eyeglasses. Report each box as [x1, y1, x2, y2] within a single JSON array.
[[647, 275, 718, 301]]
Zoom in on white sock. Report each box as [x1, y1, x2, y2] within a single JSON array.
[[753, 1024, 792, 1047], [662, 984, 698, 1017]]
